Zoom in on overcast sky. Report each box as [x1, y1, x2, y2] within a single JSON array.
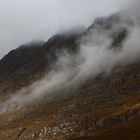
[[0, 0, 131, 58]]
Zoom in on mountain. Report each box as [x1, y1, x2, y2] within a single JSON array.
[[0, 14, 140, 140]]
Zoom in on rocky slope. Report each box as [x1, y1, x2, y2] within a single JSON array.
[[0, 61, 140, 140]]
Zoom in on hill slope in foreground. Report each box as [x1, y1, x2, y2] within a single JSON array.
[[0, 14, 140, 140]]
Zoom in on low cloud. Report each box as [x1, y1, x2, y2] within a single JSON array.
[[1, 0, 140, 114]]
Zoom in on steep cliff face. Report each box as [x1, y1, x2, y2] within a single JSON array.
[[0, 14, 140, 140]]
